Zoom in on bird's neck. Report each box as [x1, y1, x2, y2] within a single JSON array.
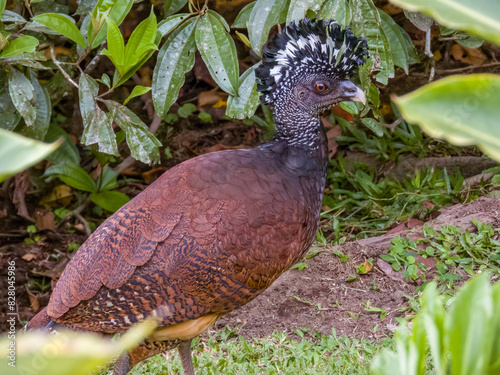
[[273, 106, 324, 151]]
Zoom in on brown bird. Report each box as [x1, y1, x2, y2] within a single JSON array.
[[27, 18, 368, 374]]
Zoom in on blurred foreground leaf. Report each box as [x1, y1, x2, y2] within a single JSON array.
[[393, 74, 500, 163], [0, 129, 60, 182]]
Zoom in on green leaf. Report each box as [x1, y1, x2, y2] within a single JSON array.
[[177, 103, 197, 118], [0, 129, 60, 182], [44, 163, 97, 192], [164, 0, 188, 17], [361, 118, 384, 137], [89, 0, 134, 48], [101, 18, 126, 75], [123, 85, 151, 105], [152, 18, 196, 120], [1, 10, 27, 24], [196, 11, 239, 96], [394, 74, 500, 163], [157, 13, 189, 37], [226, 63, 260, 119], [90, 190, 129, 212], [44, 123, 80, 165], [445, 273, 492, 375], [351, 0, 393, 84], [390, 0, 500, 46], [32, 13, 86, 47], [456, 34, 484, 49], [8, 68, 36, 127], [0, 0, 6, 17], [286, 0, 324, 25], [124, 8, 158, 69], [106, 100, 161, 164], [317, 0, 350, 26], [78, 73, 99, 129], [79, 74, 119, 156], [232, 2, 255, 28], [0, 83, 21, 131], [25, 70, 51, 140], [248, 0, 287, 56], [378, 9, 413, 74], [0, 35, 39, 59]]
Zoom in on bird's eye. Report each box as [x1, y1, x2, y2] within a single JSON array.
[[315, 83, 327, 92]]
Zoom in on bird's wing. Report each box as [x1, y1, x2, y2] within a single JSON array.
[[49, 149, 313, 333]]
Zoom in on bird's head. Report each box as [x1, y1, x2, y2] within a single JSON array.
[[256, 18, 369, 117]]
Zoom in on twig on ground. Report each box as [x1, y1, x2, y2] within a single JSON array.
[[50, 47, 79, 89]]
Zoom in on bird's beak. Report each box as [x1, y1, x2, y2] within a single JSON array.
[[338, 80, 366, 105]]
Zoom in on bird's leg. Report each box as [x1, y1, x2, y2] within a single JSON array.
[[178, 339, 195, 375], [113, 352, 131, 375]]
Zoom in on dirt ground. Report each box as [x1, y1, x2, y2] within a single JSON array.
[[2, 196, 499, 341]]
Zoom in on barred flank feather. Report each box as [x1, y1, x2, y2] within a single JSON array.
[[256, 18, 369, 106]]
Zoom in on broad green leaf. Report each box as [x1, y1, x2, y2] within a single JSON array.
[[207, 9, 231, 33], [390, 0, 500, 46], [98, 165, 119, 191], [490, 281, 500, 370], [0, 0, 5, 17], [75, 0, 99, 15], [0, 84, 21, 131], [1, 10, 27, 24], [8, 68, 36, 127], [226, 63, 260, 119], [164, 0, 188, 17], [157, 13, 189, 37], [32, 13, 86, 47], [232, 2, 255, 28], [124, 8, 157, 69], [26, 70, 51, 140], [287, 0, 324, 25], [0, 35, 39, 59], [394, 74, 500, 162], [78, 74, 119, 155], [101, 18, 125, 74], [106, 101, 161, 164], [89, 0, 133, 48], [90, 190, 129, 212], [78, 73, 99, 131], [456, 34, 484, 49], [378, 9, 414, 74], [351, 0, 393, 84], [152, 18, 196, 120], [123, 85, 151, 105], [317, 0, 350, 27], [44, 163, 97, 192], [248, 0, 287, 56], [196, 11, 239, 96], [44, 123, 80, 165], [445, 273, 492, 375], [0, 129, 60, 182]]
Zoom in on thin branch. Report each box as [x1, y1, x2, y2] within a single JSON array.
[[84, 43, 107, 73], [383, 116, 403, 133], [424, 27, 435, 82], [50, 47, 79, 89], [57, 197, 91, 230], [436, 61, 500, 74]]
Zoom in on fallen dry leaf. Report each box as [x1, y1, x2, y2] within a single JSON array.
[[34, 209, 57, 231], [451, 44, 487, 65], [326, 125, 341, 158], [40, 184, 73, 208], [22, 253, 38, 262], [198, 91, 223, 107]]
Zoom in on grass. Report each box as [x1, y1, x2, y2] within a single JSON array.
[[128, 327, 391, 375]]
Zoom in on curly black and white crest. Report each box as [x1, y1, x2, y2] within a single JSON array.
[[256, 18, 369, 106]]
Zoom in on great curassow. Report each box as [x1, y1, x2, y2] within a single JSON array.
[[27, 18, 368, 374]]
